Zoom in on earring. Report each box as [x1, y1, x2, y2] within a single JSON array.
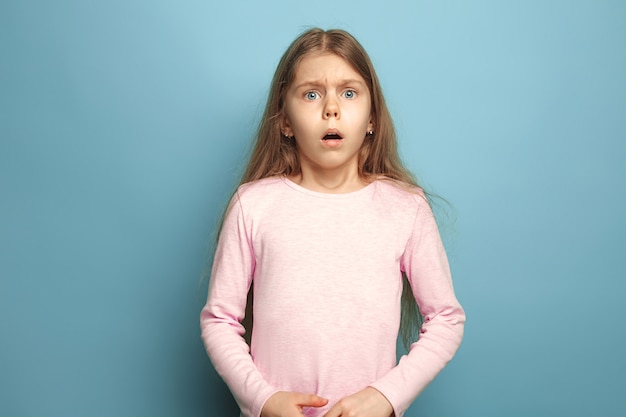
[[367, 130, 374, 136]]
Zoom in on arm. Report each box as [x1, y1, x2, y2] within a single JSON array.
[[369, 197, 466, 417], [202, 191, 335, 417], [200, 192, 277, 417]]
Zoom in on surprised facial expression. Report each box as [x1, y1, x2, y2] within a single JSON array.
[[282, 53, 373, 176]]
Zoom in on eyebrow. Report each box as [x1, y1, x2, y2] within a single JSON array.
[[293, 78, 367, 90]]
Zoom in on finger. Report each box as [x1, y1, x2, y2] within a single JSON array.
[[321, 403, 342, 417], [294, 392, 329, 408]]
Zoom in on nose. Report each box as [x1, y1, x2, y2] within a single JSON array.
[[323, 97, 340, 119]]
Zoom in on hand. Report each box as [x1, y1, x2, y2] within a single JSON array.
[[323, 387, 394, 417], [261, 391, 329, 417]]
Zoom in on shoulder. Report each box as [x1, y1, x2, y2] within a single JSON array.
[[230, 176, 293, 216], [372, 179, 430, 210], [236, 176, 286, 199], [221, 178, 286, 226]]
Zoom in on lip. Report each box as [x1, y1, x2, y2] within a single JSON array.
[[321, 128, 344, 141]]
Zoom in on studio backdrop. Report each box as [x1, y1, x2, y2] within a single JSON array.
[[1, 1, 625, 416]]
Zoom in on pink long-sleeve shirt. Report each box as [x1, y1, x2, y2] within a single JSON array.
[[200, 176, 465, 417]]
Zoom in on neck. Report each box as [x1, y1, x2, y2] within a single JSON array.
[[289, 166, 367, 194]]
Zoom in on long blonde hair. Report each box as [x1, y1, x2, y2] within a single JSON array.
[[228, 28, 424, 349]]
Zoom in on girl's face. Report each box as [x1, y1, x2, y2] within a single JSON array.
[[282, 52, 373, 178]]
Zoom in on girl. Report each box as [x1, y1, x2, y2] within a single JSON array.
[[200, 28, 465, 417]]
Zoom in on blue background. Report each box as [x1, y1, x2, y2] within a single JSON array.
[[1, 1, 625, 416]]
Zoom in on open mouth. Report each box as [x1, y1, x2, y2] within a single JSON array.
[[322, 130, 343, 140]]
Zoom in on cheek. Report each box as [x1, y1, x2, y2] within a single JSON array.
[[283, 110, 300, 133], [352, 110, 372, 129], [287, 109, 313, 133]]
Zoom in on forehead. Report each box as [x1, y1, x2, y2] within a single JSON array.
[[292, 52, 366, 84]]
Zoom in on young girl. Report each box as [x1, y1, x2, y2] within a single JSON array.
[[200, 28, 465, 417]]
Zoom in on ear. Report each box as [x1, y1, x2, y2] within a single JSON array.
[[281, 116, 294, 137], [367, 116, 374, 134]]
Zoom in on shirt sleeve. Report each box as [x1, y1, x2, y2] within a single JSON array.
[[369, 196, 466, 417], [200, 191, 278, 417]]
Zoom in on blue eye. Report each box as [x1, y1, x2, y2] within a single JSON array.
[[305, 91, 320, 100], [343, 89, 357, 99]]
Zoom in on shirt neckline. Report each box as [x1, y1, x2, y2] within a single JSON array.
[[280, 176, 377, 199]]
